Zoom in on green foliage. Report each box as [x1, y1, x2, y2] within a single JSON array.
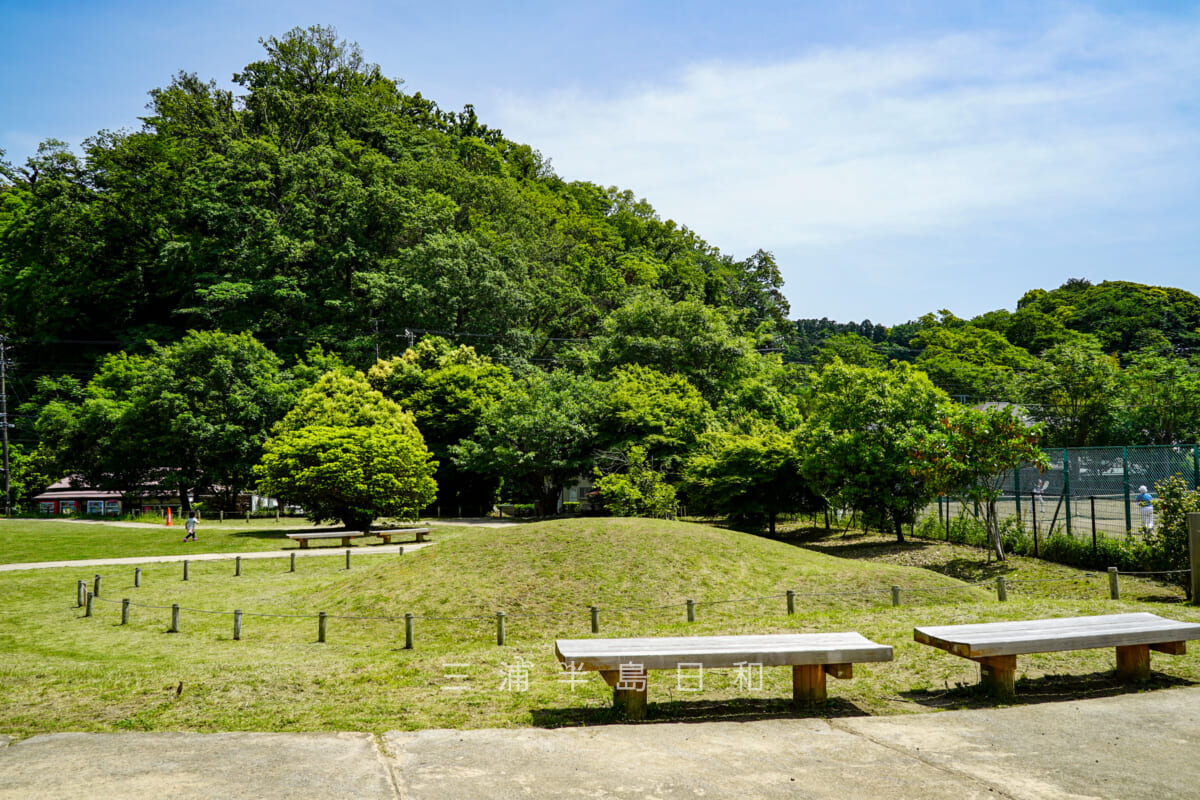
[[452, 370, 602, 514], [813, 332, 886, 368], [683, 424, 821, 535], [256, 425, 436, 530], [593, 446, 678, 518], [369, 337, 511, 510], [1018, 279, 1200, 354], [1017, 339, 1120, 446], [910, 320, 1035, 399], [1144, 476, 1200, 595], [36, 331, 294, 510], [256, 369, 437, 529], [800, 362, 946, 541], [597, 364, 712, 472], [910, 404, 1048, 559], [589, 290, 758, 400]]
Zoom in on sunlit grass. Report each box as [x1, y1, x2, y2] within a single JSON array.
[[1, 518, 1197, 739]]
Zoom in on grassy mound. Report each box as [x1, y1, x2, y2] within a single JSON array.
[[319, 517, 988, 620]]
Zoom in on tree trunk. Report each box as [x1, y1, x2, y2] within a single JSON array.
[[987, 499, 1006, 561], [768, 512, 777, 537], [893, 514, 905, 543], [178, 485, 191, 517]]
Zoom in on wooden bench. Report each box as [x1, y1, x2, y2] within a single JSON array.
[[285, 531, 368, 549], [555, 632, 893, 719], [375, 527, 431, 544], [914, 612, 1200, 699]]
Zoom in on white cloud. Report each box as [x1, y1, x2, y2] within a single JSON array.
[[491, 10, 1200, 261]]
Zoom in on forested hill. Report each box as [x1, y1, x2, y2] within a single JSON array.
[[0, 25, 789, 373]]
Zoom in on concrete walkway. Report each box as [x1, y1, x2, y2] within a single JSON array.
[[2, 686, 1198, 799]]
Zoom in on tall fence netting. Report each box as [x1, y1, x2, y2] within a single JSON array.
[[922, 445, 1200, 540]]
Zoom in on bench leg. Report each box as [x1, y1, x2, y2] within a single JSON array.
[[1116, 644, 1151, 681], [298, 539, 309, 550], [340, 537, 351, 547], [793, 664, 827, 706], [977, 655, 1017, 699], [417, 530, 427, 543], [602, 668, 648, 720]]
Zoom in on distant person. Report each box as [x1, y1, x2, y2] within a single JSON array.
[[183, 511, 198, 542], [1031, 480, 1047, 514], [1136, 485, 1154, 531]]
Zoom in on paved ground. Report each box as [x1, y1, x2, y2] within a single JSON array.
[[2, 686, 1198, 799]]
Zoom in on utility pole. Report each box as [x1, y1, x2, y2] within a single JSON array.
[[0, 335, 11, 517]]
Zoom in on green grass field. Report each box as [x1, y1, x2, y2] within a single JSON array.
[[0, 516, 353, 564], [1, 516, 1197, 739]]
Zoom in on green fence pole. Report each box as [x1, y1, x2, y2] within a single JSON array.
[[1123, 447, 1132, 532], [1193, 444, 1199, 492], [1013, 468, 1022, 524], [1063, 448, 1072, 538]]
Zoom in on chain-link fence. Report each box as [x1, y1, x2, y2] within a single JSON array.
[[922, 445, 1200, 540]]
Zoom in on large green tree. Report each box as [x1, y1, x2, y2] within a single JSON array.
[[452, 369, 602, 514], [799, 361, 947, 542], [256, 370, 437, 529], [683, 424, 821, 535], [910, 404, 1048, 560], [37, 330, 294, 512]]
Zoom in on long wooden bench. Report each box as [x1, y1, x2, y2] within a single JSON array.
[[375, 528, 431, 544], [914, 612, 1200, 699], [555, 632, 893, 719], [285, 531, 368, 549]]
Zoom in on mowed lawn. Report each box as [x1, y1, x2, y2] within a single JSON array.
[[1, 517, 1198, 740], [0, 516, 361, 563]]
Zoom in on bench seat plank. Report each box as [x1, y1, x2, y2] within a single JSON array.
[[556, 632, 893, 672], [914, 613, 1200, 659]]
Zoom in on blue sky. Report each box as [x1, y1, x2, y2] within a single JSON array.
[[3, 1, 1199, 325]]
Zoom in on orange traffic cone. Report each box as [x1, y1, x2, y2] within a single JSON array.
[[166, 507, 173, 526]]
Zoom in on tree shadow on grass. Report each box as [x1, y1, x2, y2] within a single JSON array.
[[530, 696, 872, 728], [901, 671, 1195, 711]]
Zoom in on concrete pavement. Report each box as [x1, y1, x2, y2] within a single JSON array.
[[3, 686, 1198, 799]]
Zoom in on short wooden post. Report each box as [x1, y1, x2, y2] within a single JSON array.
[[1116, 643, 1150, 681], [345, 549, 351, 570], [134, 567, 141, 588], [590, 606, 600, 633], [235, 556, 241, 577], [318, 611, 328, 643], [169, 603, 180, 633], [786, 590, 795, 615], [76, 580, 86, 607], [220, 510, 224, 523], [978, 655, 1017, 699], [233, 610, 242, 641], [1188, 513, 1200, 604], [121, 598, 130, 625], [398, 546, 405, 555], [93, 574, 102, 598], [183, 560, 189, 581], [84, 592, 93, 617], [496, 612, 506, 645], [609, 668, 648, 720], [686, 599, 695, 622], [1108, 567, 1121, 600], [245, 511, 250, 523], [792, 664, 826, 705], [404, 612, 414, 649], [1091, 497, 1098, 556], [996, 576, 1007, 602], [891, 586, 901, 607], [289, 552, 296, 573]]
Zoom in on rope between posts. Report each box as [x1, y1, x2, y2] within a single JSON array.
[[1116, 569, 1192, 576]]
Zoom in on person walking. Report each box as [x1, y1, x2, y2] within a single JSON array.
[[183, 511, 198, 542], [1136, 485, 1154, 532]]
